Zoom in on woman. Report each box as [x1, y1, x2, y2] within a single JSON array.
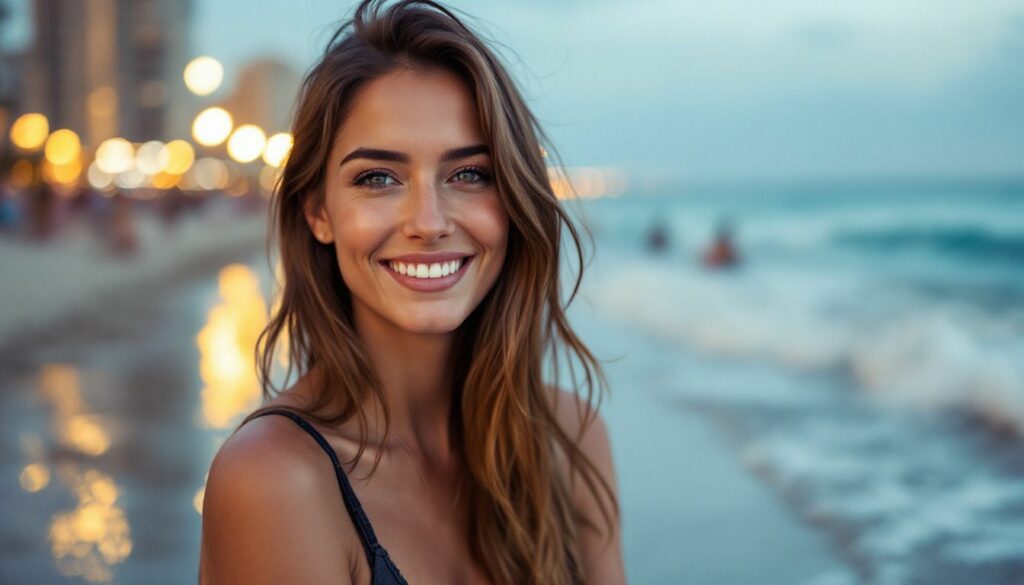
[[199, 1, 625, 583]]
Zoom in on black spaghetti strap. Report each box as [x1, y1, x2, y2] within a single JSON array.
[[249, 409, 384, 568]]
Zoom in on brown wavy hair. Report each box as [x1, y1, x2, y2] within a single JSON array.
[[243, 1, 618, 582]]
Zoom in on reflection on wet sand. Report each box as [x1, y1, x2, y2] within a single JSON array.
[[29, 363, 132, 583], [48, 466, 132, 583], [196, 263, 268, 429], [38, 364, 111, 456]]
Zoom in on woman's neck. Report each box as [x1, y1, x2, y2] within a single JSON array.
[[353, 310, 460, 468]]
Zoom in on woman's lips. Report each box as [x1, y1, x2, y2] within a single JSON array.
[[379, 256, 474, 292]]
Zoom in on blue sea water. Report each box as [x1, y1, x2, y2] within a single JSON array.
[[572, 179, 1024, 584]]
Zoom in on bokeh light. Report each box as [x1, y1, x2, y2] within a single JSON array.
[[10, 159, 36, 188], [191, 157, 229, 190], [226, 125, 266, 164], [43, 129, 81, 166], [183, 56, 224, 96], [10, 112, 49, 151], [95, 138, 135, 175], [135, 141, 169, 175], [20, 463, 51, 493], [191, 107, 233, 147], [262, 132, 293, 167], [162, 140, 195, 175], [150, 172, 181, 190], [87, 162, 114, 191], [43, 160, 83, 186], [114, 168, 147, 190]]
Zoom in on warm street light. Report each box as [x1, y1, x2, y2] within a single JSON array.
[[95, 138, 135, 174], [162, 140, 195, 175], [192, 107, 233, 147], [226, 125, 266, 163], [43, 129, 81, 166], [262, 132, 293, 167], [184, 56, 224, 96], [10, 113, 49, 151]]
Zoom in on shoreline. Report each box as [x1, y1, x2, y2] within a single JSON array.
[[566, 297, 855, 584]]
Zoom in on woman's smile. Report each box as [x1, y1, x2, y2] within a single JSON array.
[[378, 253, 476, 292]]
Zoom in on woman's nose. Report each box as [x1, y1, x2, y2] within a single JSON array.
[[400, 178, 454, 243]]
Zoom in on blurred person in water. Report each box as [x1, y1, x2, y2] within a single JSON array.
[[703, 217, 741, 269], [199, 1, 626, 584]]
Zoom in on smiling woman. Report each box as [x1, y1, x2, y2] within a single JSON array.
[[198, 1, 625, 584]]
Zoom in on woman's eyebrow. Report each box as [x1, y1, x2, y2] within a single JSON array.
[[340, 144, 489, 166]]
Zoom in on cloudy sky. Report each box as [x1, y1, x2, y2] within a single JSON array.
[[7, 0, 1024, 183]]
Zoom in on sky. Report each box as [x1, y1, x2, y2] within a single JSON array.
[[6, 0, 1024, 184]]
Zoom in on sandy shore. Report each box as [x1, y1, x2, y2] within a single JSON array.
[[0, 204, 268, 345], [0, 205, 853, 583]]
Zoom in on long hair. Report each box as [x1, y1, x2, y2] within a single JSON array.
[[243, 1, 618, 582]]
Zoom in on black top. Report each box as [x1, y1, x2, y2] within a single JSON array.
[[249, 408, 410, 585]]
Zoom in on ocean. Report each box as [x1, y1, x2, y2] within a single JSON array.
[[572, 179, 1024, 584]]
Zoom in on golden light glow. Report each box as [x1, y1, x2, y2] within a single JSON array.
[[150, 172, 181, 189], [95, 138, 135, 175], [11, 112, 49, 151], [49, 466, 132, 582], [226, 124, 266, 163], [191, 107, 233, 147], [184, 56, 224, 96], [60, 415, 111, 457], [10, 159, 35, 188], [134, 141, 168, 175], [37, 364, 112, 457], [44, 129, 81, 166], [547, 166, 628, 200], [20, 463, 51, 492], [197, 264, 268, 428], [162, 139, 195, 175], [262, 132, 293, 167], [43, 159, 83, 186]]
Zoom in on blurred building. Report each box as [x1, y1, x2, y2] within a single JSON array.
[[0, 1, 21, 156], [21, 0, 193, 145], [222, 58, 301, 135]]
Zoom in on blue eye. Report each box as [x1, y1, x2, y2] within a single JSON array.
[[452, 166, 491, 185], [351, 169, 399, 190]]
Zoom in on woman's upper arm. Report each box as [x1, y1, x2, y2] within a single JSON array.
[[550, 387, 628, 585], [199, 420, 355, 585]]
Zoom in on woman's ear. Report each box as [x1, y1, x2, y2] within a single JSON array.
[[303, 196, 334, 244]]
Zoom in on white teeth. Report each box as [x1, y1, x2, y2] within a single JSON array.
[[388, 258, 464, 279]]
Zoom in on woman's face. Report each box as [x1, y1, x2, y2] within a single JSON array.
[[307, 67, 509, 337]]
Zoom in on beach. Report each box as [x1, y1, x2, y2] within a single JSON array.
[[0, 202, 854, 583]]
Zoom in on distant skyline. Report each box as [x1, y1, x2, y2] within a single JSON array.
[[5, 0, 1024, 183]]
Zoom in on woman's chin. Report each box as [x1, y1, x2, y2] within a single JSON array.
[[394, 310, 468, 336]]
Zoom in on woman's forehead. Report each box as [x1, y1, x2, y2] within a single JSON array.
[[334, 68, 486, 157]]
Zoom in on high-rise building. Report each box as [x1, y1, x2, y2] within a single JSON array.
[[22, 0, 192, 145]]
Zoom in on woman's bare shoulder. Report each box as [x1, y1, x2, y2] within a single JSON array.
[[544, 385, 627, 584], [199, 412, 360, 584], [545, 384, 606, 443]]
